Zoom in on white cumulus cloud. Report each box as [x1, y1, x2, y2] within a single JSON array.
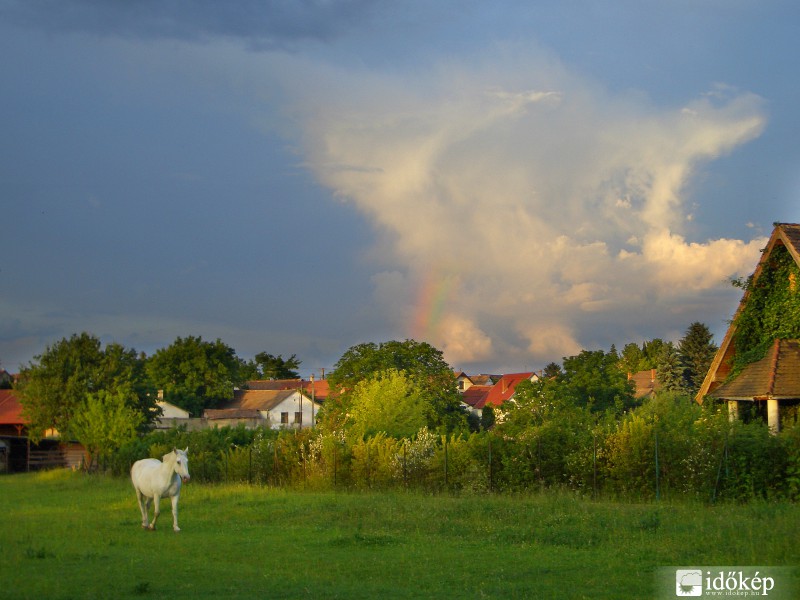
[[279, 49, 767, 368]]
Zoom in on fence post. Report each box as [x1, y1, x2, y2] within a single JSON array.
[[654, 430, 660, 501], [273, 442, 279, 487], [592, 433, 597, 500], [444, 437, 448, 491], [403, 442, 407, 489], [248, 445, 252, 485], [711, 434, 729, 504], [488, 438, 493, 493]]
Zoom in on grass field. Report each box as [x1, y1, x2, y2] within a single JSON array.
[[1, 470, 798, 599]]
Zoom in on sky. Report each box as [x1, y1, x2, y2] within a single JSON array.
[[1, 0, 799, 377]]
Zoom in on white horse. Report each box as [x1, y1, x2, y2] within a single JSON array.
[[131, 447, 190, 532]]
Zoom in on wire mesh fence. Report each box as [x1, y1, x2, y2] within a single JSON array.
[[117, 420, 799, 502]]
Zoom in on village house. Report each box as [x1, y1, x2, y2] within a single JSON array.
[[628, 369, 661, 400], [205, 388, 322, 430], [458, 372, 538, 418], [0, 388, 85, 471], [454, 372, 497, 392], [696, 222, 800, 433]]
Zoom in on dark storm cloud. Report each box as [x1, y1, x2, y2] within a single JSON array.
[[0, 0, 382, 48]]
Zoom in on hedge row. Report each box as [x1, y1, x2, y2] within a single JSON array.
[[110, 396, 800, 502]]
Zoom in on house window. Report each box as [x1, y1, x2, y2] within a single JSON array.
[[294, 412, 303, 425], [281, 412, 289, 424]]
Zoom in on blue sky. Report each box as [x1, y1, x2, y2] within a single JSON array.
[[1, 1, 799, 376]]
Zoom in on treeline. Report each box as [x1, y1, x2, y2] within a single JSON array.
[[15, 327, 800, 500]]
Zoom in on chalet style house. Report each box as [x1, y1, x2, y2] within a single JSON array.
[[696, 223, 800, 432]]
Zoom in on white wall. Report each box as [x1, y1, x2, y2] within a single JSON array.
[[263, 392, 322, 430]]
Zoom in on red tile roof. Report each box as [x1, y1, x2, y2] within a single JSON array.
[[484, 372, 535, 407], [461, 385, 492, 409], [0, 389, 27, 425]]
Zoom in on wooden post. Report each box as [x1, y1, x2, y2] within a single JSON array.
[[727, 400, 739, 422], [767, 398, 780, 434]]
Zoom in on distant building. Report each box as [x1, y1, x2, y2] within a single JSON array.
[[205, 388, 322, 430]]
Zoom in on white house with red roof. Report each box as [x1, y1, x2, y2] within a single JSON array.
[[458, 372, 539, 418]]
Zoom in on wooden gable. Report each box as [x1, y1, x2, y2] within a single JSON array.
[[696, 223, 800, 403]]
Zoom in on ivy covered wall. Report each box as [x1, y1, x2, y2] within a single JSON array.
[[731, 243, 800, 374]]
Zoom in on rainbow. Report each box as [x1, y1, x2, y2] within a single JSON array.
[[410, 271, 454, 341]]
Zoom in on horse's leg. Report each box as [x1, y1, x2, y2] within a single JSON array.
[[149, 495, 160, 530], [171, 493, 181, 532], [135, 489, 149, 529]]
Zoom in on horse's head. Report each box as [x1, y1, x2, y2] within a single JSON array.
[[170, 447, 191, 483]]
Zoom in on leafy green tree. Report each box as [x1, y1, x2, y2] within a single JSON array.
[[16, 333, 156, 442], [253, 352, 301, 379], [481, 404, 496, 430], [560, 349, 636, 413], [542, 362, 562, 379], [619, 342, 647, 374], [642, 338, 668, 369], [677, 322, 717, 396], [496, 377, 596, 488], [0, 362, 12, 389], [325, 339, 465, 432], [70, 390, 144, 470], [348, 369, 430, 438], [146, 336, 243, 417]]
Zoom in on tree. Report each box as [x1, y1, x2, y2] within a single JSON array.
[[146, 336, 243, 417], [655, 342, 686, 394], [70, 390, 143, 470], [619, 343, 647, 375], [348, 369, 430, 438], [16, 333, 156, 442], [325, 339, 465, 432], [481, 404, 496, 430], [677, 322, 717, 396], [0, 364, 12, 389], [542, 362, 562, 379], [252, 352, 301, 379], [560, 349, 636, 413], [642, 338, 668, 368]]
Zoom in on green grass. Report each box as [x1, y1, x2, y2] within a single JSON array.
[[1, 470, 798, 599]]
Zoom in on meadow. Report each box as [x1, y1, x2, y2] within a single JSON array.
[[1, 470, 798, 599]]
